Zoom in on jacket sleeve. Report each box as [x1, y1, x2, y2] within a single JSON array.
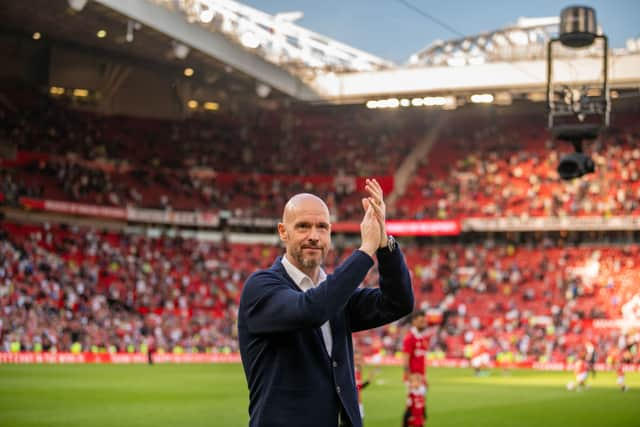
[[347, 246, 414, 332], [241, 250, 374, 334]]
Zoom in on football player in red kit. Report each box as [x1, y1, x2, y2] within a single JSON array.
[[574, 357, 589, 391], [404, 373, 427, 427], [403, 311, 430, 427], [615, 359, 628, 392], [403, 311, 429, 385]]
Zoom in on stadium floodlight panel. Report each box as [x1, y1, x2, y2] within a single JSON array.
[[365, 96, 454, 109], [73, 88, 89, 97], [384, 98, 400, 108], [370, 98, 401, 109], [471, 94, 494, 103], [240, 32, 261, 49], [49, 86, 65, 95], [423, 96, 447, 106]]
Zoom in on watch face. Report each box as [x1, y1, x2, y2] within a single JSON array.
[[388, 236, 396, 251]]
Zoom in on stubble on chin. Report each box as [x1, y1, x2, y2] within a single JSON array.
[[294, 249, 324, 270], [301, 258, 320, 269]]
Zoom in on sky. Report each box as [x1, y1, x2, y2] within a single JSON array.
[[244, 0, 640, 63]]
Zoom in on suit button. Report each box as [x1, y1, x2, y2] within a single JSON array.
[[333, 361, 338, 368], [336, 386, 341, 393]]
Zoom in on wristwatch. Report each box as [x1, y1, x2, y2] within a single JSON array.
[[385, 235, 397, 252]]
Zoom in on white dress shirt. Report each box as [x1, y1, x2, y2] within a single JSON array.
[[282, 255, 333, 356]]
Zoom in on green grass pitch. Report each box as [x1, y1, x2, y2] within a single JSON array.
[[0, 364, 638, 427]]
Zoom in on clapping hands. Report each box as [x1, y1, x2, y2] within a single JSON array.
[[359, 178, 388, 256], [362, 178, 388, 248]]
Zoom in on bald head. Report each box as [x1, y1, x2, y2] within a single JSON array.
[[278, 193, 332, 278], [282, 193, 330, 224]]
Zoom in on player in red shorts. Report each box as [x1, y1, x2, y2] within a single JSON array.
[[571, 357, 589, 391], [404, 373, 427, 427], [403, 311, 430, 427], [615, 359, 628, 392], [403, 311, 429, 386], [470, 336, 491, 376]]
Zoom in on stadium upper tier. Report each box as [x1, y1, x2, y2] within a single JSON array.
[[2, 88, 639, 222], [396, 111, 640, 219], [1, 89, 418, 219], [1, 222, 638, 363]]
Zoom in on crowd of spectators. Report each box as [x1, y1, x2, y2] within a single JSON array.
[[3, 89, 639, 222], [397, 111, 640, 219], [356, 239, 640, 365], [1, 88, 639, 366], [1, 90, 419, 218], [2, 222, 638, 366]]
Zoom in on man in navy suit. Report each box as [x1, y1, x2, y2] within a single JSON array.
[[238, 178, 414, 427]]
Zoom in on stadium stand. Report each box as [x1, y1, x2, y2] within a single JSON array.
[[2, 221, 638, 366], [2, 90, 419, 218], [396, 110, 640, 219], [4, 89, 639, 223]]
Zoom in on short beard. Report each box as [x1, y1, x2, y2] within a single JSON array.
[[293, 249, 324, 271], [301, 257, 320, 269]]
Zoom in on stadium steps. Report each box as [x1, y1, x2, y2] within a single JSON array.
[[387, 116, 447, 212]]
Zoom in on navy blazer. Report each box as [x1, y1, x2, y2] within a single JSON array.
[[238, 247, 414, 427]]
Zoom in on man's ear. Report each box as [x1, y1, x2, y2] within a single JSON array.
[[277, 223, 287, 242]]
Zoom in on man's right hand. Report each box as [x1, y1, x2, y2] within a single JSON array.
[[359, 202, 381, 257]]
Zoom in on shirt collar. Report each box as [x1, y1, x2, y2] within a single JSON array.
[[282, 254, 326, 291], [411, 326, 425, 339]]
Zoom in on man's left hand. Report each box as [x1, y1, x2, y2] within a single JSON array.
[[363, 178, 388, 248]]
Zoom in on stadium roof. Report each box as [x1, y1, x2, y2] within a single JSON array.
[[408, 16, 562, 66], [96, 0, 640, 104], [4, 0, 640, 106], [1, 0, 282, 102]]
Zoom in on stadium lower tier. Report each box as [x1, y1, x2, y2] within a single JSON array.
[[1, 222, 638, 365]]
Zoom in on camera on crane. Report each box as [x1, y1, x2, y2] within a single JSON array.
[[546, 6, 609, 180]]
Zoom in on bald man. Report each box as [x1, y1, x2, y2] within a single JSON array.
[[238, 179, 414, 427]]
